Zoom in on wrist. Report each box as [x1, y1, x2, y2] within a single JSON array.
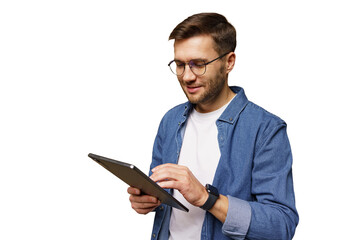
[[197, 186, 209, 207], [208, 194, 228, 223]]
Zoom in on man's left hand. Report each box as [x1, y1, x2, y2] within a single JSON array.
[[150, 163, 208, 207]]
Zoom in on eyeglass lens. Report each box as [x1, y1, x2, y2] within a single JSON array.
[[169, 60, 206, 76]]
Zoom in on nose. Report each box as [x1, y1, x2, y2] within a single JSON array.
[[182, 64, 196, 82]]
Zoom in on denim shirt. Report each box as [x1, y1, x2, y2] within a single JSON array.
[[149, 87, 299, 240]]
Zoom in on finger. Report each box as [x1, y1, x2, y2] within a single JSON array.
[[151, 170, 189, 184], [157, 180, 181, 189], [129, 194, 159, 204], [150, 166, 189, 183], [131, 201, 160, 210], [127, 187, 141, 195], [130, 200, 161, 214], [152, 163, 183, 172], [133, 206, 158, 215]]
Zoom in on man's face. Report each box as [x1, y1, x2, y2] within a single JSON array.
[[173, 35, 228, 109]]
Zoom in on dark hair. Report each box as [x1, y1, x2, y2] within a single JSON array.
[[169, 13, 236, 55]]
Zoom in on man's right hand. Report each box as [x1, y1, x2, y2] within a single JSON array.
[[127, 187, 161, 214]]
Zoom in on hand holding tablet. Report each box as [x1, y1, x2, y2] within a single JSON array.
[[127, 186, 161, 214], [88, 153, 189, 212]]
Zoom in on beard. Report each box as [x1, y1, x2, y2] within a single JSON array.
[[180, 64, 227, 105]]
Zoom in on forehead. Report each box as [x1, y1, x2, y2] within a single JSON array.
[[173, 35, 217, 61]]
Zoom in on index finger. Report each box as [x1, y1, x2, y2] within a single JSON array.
[[150, 164, 189, 183], [151, 163, 182, 172]]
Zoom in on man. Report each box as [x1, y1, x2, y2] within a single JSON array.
[[128, 13, 299, 240]]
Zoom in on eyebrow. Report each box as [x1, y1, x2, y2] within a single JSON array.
[[173, 58, 207, 62]]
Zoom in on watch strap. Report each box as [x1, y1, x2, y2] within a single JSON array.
[[200, 184, 219, 211]]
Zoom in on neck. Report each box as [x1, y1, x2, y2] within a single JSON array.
[[195, 86, 235, 113]]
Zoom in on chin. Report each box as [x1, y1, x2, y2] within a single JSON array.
[[186, 95, 205, 105]]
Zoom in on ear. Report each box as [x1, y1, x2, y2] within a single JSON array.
[[225, 52, 236, 74]]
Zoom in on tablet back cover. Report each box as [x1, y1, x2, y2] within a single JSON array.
[[88, 153, 188, 212]]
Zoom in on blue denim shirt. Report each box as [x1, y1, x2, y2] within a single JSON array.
[[149, 87, 299, 240]]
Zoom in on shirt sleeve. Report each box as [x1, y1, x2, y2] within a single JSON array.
[[250, 123, 298, 239], [222, 196, 251, 240], [223, 123, 299, 240]]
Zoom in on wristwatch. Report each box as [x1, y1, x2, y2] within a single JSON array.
[[200, 184, 219, 211]]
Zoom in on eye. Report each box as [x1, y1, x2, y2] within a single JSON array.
[[174, 60, 185, 67], [189, 60, 205, 68]]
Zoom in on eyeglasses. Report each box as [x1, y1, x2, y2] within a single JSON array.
[[168, 52, 230, 76]]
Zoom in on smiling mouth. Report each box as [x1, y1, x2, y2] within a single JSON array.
[[186, 85, 202, 94]]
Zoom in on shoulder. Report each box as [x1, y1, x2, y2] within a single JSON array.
[[243, 101, 286, 127], [227, 86, 285, 128], [242, 101, 288, 151]]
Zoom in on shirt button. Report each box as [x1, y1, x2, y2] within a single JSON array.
[[152, 233, 156, 238]]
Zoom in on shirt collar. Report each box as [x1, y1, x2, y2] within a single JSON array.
[[182, 86, 249, 124], [218, 86, 248, 124]]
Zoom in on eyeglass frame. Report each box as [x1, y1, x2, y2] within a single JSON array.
[[168, 52, 231, 76]]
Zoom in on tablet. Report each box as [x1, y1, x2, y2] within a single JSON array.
[[88, 153, 189, 212]]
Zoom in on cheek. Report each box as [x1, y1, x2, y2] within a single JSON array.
[[177, 76, 184, 84], [205, 65, 221, 79]]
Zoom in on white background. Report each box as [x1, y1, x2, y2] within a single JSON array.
[[1, 0, 359, 239]]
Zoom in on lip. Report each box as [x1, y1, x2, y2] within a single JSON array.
[[186, 85, 202, 94]]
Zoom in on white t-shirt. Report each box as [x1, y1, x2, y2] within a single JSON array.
[[169, 102, 230, 240]]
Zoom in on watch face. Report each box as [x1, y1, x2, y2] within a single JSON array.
[[206, 184, 219, 197]]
